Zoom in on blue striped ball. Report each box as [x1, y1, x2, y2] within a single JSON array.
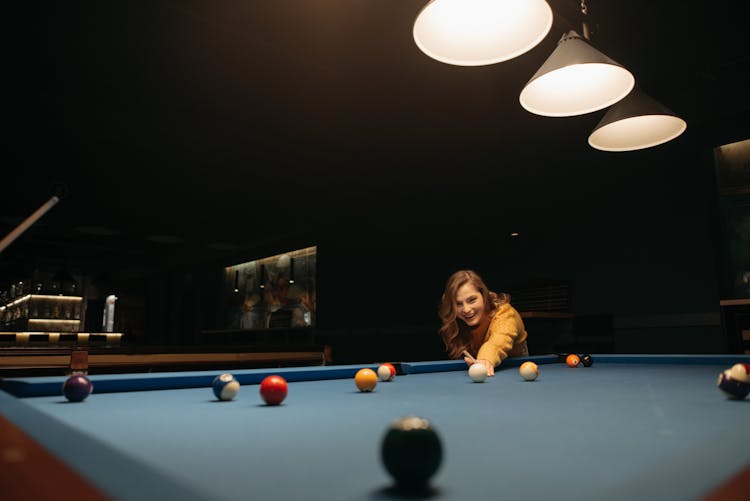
[[212, 373, 240, 401]]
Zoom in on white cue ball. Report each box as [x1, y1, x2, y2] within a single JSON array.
[[519, 361, 539, 381], [468, 363, 488, 383]]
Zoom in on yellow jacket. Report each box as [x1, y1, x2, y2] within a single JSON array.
[[476, 303, 528, 366]]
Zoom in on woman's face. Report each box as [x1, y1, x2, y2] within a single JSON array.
[[454, 283, 486, 327]]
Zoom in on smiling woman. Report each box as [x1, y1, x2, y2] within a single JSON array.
[[438, 270, 528, 377]]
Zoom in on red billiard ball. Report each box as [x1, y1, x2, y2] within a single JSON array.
[[260, 375, 288, 405], [566, 354, 581, 368], [62, 374, 93, 402], [381, 416, 442, 490]]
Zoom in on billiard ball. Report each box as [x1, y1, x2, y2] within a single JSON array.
[[381, 415, 442, 490], [468, 362, 487, 382], [581, 354, 593, 367], [729, 363, 750, 384], [378, 363, 396, 382], [716, 370, 749, 400], [566, 354, 581, 368], [355, 368, 378, 392], [519, 361, 539, 381], [212, 373, 240, 401], [62, 374, 93, 402], [260, 375, 288, 405]]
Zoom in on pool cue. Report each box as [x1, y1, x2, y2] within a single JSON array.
[[0, 196, 60, 254], [462, 350, 476, 363]]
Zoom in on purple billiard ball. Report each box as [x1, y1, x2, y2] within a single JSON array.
[[63, 374, 93, 402], [716, 370, 749, 400]]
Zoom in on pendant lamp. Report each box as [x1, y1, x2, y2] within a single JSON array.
[[413, 0, 553, 66], [588, 88, 687, 151], [519, 31, 635, 116]]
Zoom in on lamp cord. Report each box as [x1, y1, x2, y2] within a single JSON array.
[[551, 0, 598, 42], [580, 0, 591, 40]]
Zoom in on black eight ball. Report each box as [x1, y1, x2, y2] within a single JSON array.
[[381, 415, 442, 489], [581, 354, 593, 367]]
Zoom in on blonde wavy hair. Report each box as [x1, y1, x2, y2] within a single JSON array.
[[438, 270, 509, 359]]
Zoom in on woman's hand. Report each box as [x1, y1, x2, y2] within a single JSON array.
[[476, 359, 495, 376]]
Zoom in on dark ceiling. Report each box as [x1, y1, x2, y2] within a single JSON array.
[[5, 1, 749, 281]]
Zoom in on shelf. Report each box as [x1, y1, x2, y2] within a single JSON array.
[[1, 295, 84, 332], [0, 332, 122, 346]]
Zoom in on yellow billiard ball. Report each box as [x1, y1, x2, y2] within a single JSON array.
[[566, 354, 581, 368], [355, 368, 378, 392]]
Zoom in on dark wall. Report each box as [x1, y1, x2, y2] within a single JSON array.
[[306, 127, 727, 361], [91, 123, 735, 361], [6, 1, 747, 362]]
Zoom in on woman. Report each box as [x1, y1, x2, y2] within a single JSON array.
[[438, 270, 529, 376]]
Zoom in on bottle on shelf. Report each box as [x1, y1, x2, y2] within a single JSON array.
[[31, 268, 44, 295], [16, 280, 27, 297], [63, 277, 79, 296]]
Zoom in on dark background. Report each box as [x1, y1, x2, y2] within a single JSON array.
[[5, 1, 749, 362]]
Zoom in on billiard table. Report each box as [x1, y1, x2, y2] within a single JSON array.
[[2, 354, 749, 501]]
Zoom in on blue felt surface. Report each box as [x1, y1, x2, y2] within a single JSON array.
[[0, 390, 211, 501], [2, 358, 749, 501]]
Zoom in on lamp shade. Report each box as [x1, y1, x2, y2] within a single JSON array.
[[519, 31, 635, 116], [413, 0, 553, 66], [588, 89, 687, 151]]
